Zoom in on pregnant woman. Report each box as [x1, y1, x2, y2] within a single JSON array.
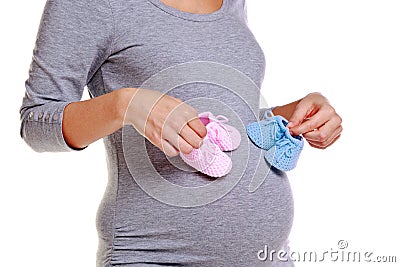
[[20, 0, 342, 266]]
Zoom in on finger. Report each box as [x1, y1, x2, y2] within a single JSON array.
[[143, 127, 180, 156], [179, 124, 204, 149], [187, 117, 207, 139], [289, 106, 334, 136], [306, 125, 342, 146], [287, 99, 314, 128], [160, 139, 180, 157], [157, 103, 203, 152], [163, 115, 205, 149], [307, 130, 342, 149], [162, 125, 194, 155], [302, 116, 342, 142], [165, 102, 206, 138], [176, 104, 207, 138], [290, 116, 328, 136], [308, 134, 341, 149]]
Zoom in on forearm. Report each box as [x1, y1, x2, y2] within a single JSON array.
[[62, 88, 137, 149]]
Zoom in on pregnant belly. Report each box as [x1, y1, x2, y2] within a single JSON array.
[[97, 125, 294, 266], [106, 156, 294, 266]]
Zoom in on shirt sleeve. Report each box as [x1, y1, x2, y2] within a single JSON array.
[[243, 0, 248, 25], [19, 0, 114, 152]]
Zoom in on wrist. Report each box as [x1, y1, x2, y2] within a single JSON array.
[[114, 87, 139, 127], [270, 101, 297, 121]]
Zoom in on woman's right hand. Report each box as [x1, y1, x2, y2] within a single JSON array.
[[122, 88, 207, 157]]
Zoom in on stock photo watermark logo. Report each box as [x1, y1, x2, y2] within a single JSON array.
[[257, 240, 398, 264], [122, 61, 271, 207]]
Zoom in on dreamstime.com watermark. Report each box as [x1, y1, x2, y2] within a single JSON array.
[[257, 240, 398, 264]]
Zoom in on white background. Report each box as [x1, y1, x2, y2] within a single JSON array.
[[1, 0, 399, 266]]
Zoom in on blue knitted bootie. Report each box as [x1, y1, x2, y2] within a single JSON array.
[[264, 116, 304, 171], [246, 116, 280, 150], [246, 115, 304, 171]]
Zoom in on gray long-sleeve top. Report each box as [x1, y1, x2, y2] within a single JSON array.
[[19, 0, 294, 266]]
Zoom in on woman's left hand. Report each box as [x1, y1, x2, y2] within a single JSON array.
[[287, 92, 343, 149]]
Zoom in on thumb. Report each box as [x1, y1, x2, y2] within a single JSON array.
[[287, 102, 309, 129]]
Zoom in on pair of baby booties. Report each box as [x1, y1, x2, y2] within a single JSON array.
[[179, 110, 304, 177]]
